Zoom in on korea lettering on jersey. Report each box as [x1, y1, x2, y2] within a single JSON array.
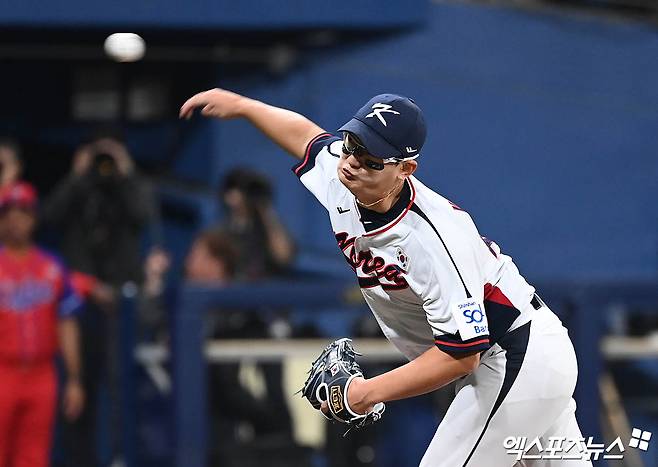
[[0, 247, 83, 362], [293, 133, 536, 361]]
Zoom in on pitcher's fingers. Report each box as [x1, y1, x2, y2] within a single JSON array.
[[179, 103, 192, 119], [179, 94, 203, 119], [179, 103, 195, 119], [201, 104, 215, 116]]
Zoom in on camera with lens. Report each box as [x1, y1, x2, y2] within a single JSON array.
[[223, 168, 273, 210], [90, 152, 118, 179]]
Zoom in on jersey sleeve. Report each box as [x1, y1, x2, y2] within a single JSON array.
[[411, 214, 491, 355], [292, 132, 342, 210], [55, 263, 84, 318], [69, 270, 99, 299]]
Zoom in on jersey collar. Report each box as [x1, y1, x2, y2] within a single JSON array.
[[356, 178, 415, 236]]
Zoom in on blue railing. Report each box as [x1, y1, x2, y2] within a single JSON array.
[[119, 278, 658, 467]]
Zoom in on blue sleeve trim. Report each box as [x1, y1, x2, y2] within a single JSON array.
[[434, 333, 490, 355], [59, 291, 83, 317], [39, 249, 84, 317], [58, 277, 84, 317]]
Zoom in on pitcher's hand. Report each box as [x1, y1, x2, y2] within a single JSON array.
[[179, 88, 247, 120]]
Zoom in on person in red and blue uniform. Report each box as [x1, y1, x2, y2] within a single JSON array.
[[0, 182, 85, 467]]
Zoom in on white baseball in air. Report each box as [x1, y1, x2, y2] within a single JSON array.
[[104, 33, 146, 62]]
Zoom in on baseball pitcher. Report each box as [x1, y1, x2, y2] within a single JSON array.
[[180, 89, 591, 467]]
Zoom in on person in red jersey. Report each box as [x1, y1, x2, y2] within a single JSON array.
[[0, 182, 84, 467]]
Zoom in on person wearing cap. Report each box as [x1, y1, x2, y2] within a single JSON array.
[[180, 89, 588, 466], [0, 182, 85, 467]]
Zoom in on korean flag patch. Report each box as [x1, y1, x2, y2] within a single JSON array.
[[395, 246, 409, 270], [452, 299, 489, 341]]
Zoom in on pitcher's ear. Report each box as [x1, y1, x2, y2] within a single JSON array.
[[399, 160, 417, 179]]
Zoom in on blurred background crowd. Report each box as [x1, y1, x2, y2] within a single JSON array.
[[0, 134, 312, 466], [0, 0, 657, 466]]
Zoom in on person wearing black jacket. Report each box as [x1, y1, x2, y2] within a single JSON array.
[[44, 134, 158, 467], [44, 136, 157, 285]]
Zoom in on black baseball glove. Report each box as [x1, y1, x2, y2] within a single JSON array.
[[301, 338, 385, 434]]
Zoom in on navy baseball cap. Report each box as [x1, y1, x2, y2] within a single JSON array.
[[338, 94, 426, 160]]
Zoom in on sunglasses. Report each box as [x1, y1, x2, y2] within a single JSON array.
[[341, 133, 401, 171]]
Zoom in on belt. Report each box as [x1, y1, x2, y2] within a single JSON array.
[[530, 293, 545, 310]]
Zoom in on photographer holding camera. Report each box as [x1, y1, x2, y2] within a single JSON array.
[[45, 136, 157, 285], [43, 134, 158, 467], [219, 167, 295, 280]]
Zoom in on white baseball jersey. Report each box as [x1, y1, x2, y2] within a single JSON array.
[[294, 133, 537, 361], [293, 133, 590, 466]]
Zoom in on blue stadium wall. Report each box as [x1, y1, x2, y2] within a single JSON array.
[[1, 0, 656, 282], [202, 2, 658, 282]]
